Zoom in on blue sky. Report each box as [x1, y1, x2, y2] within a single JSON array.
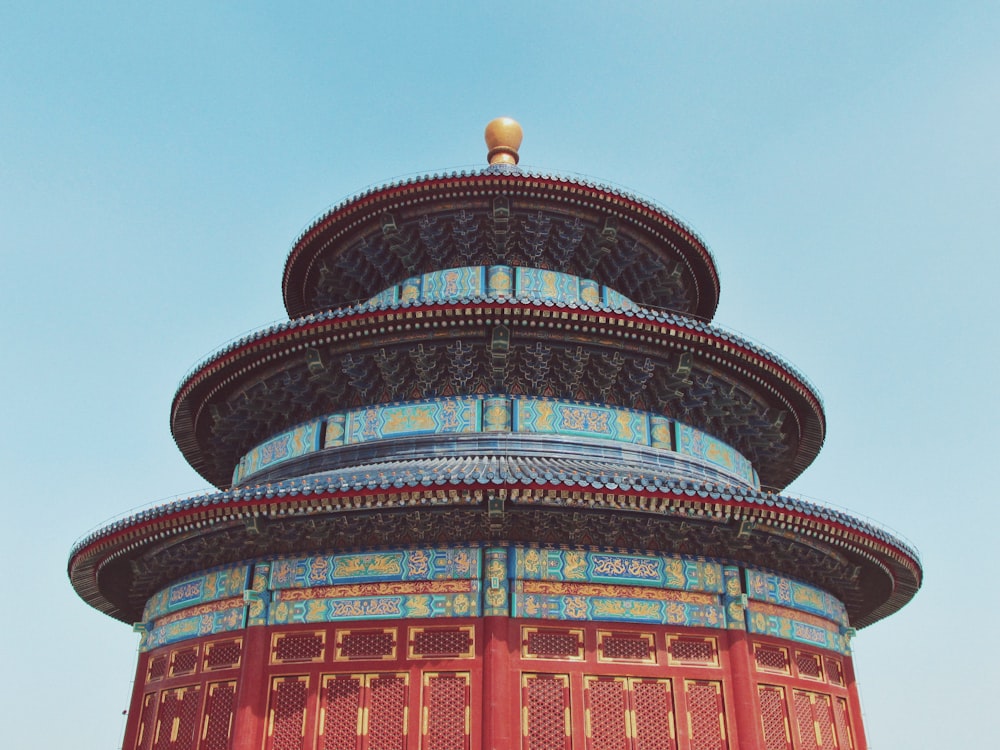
[[2, 3, 997, 747]]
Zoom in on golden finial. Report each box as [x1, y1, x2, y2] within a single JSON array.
[[484, 117, 523, 165]]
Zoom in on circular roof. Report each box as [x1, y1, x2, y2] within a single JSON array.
[[68, 460, 920, 629], [171, 297, 824, 491], [282, 168, 721, 320]]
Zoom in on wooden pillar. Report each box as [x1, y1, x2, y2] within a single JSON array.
[[726, 629, 765, 750], [230, 625, 270, 749], [481, 616, 515, 750], [843, 654, 870, 750], [120, 651, 149, 750]]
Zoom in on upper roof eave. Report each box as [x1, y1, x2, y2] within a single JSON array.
[[281, 167, 721, 320]]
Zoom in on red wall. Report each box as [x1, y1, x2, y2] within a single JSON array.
[[123, 618, 863, 750]]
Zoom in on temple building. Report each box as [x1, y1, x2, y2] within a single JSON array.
[[69, 118, 920, 750]]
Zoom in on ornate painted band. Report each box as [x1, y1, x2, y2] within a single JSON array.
[[364, 265, 637, 311], [137, 545, 849, 655], [232, 394, 758, 489]]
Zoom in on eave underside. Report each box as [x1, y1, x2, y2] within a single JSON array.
[[172, 303, 824, 491], [71, 483, 919, 630], [282, 175, 720, 319]]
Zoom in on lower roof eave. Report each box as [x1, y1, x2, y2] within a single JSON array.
[[69, 477, 921, 628]]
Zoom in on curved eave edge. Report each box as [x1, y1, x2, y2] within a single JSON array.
[[281, 169, 720, 317], [69, 479, 921, 626], [172, 297, 824, 430], [169, 297, 825, 490]]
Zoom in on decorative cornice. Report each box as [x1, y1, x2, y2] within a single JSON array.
[[281, 170, 721, 320], [68, 464, 920, 630], [171, 297, 824, 490]]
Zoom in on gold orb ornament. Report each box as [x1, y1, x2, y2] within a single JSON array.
[[484, 117, 523, 165]]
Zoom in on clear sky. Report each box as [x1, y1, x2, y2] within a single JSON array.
[[2, 2, 997, 747]]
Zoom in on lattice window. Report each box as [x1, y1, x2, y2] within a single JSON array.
[[410, 627, 474, 658], [585, 677, 628, 750], [632, 680, 675, 750], [367, 674, 407, 749], [267, 677, 309, 750], [583, 676, 675, 750], [204, 640, 242, 671], [200, 681, 236, 750], [793, 691, 839, 750], [523, 628, 584, 660], [153, 686, 202, 750], [320, 675, 362, 750], [135, 693, 158, 750], [795, 653, 823, 681], [833, 697, 854, 750], [754, 645, 789, 673], [598, 632, 655, 663], [794, 691, 818, 750], [815, 695, 838, 749], [170, 647, 200, 677], [757, 685, 792, 750], [523, 674, 570, 750], [667, 637, 717, 666], [424, 673, 470, 750], [684, 680, 728, 750], [824, 658, 844, 687], [338, 629, 396, 660], [272, 632, 325, 663], [147, 655, 168, 683]]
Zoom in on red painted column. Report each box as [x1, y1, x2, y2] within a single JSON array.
[[230, 625, 271, 749], [843, 654, 870, 750], [120, 652, 149, 750], [726, 629, 765, 750], [481, 616, 515, 750]]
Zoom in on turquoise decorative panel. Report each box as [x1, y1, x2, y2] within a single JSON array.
[[511, 548, 724, 594], [722, 565, 746, 630], [139, 549, 861, 652], [649, 415, 673, 450], [488, 265, 514, 297], [343, 397, 481, 444], [269, 583, 480, 624], [420, 266, 487, 300], [142, 599, 246, 651], [512, 399, 650, 446], [235, 420, 322, 483], [516, 267, 580, 303], [483, 396, 512, 432], [362, 266, 641, 308], [235, 396, 758, 488], [512, 581, 726, 628], [268, 547, 481, 590], [676, 422, 756, 486], [602, 287, 637, 311], [579, 278, 600, 306], [483, 548, 510, 616], [400, 275, 421, 302], [746, 606, 849, 655], [246, 562, 271, 627], [745, 569, 849, 627], [143, 565, 251, 622], [324, 413, 346, 448], [365, 286, 399, 307]]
